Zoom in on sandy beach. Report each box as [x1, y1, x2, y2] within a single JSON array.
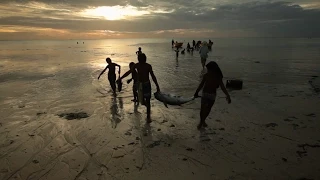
[[0, 38, 320, 180]]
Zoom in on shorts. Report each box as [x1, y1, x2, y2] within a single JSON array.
[[138, 81, 151, 99], [201, 57, 207, 64], [201, 92, 216, 107]]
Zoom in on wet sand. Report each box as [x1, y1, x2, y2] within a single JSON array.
[[1, 39, 320, 179], [1, 77, 320, 180]]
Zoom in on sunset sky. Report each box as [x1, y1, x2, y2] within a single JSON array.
[[0, 0, 320, 40]]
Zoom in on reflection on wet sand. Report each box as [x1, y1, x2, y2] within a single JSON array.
[[131, 103, 142, 132], [199, 128, 211, 142], [134, 103, 139, 114], [176, 57, 179, 68], [142, 122, 152, 138], [110, 97, 123, 129]]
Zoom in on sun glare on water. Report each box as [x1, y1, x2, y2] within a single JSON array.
[[82, 5, 150, 20]]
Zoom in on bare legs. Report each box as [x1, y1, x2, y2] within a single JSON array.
[[198, 102, 214, 129], [108, 76, 117, 96], [201, 58, 207, 69], [132, 86, 139, 104], [145, 97, 151, 123]]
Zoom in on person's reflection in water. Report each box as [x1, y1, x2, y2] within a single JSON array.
[[199, 128, 211, 142], [134, 103, 139, 113], [110, 97, 123, 129], [176, 57, 179, 68], [132, 103, 142, 131], [118, 97, 123, 109], [142, 122, 152, 138]]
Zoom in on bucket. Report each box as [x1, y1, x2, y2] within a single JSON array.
[[226, 79, 243, 90]]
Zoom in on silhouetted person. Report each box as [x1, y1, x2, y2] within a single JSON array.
[[98, 58, 121, 95], [77, 42, 78, 44], [199, 41, 209, 69], [181, 49, 185, 54], [136, 47, 142, 55], [187, 42, 191, 50], [194, 61, 231, 129], [117, 53, 160, 122], [208, 39, 213, 50], [193, 40, 196, 48], [172, 39, 174, 48], [174, 47, 179, 57], [196, 41, 202, 50], [126, 62, 139, 104]]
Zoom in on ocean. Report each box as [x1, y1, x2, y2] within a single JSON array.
[[1, 38, 319, 101], [0, 38, 320, 179]]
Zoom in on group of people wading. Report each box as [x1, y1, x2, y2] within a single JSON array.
[[172, 39, 213, 69], [98, 44, 231, 129]]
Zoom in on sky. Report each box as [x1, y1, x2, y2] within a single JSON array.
[[0, 0, 320, 40]]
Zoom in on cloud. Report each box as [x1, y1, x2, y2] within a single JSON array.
[[0, 0, 320, 39], [1, 0, 124, 8]]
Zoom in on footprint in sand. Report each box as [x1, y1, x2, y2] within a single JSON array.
[[36, 112, 47, 116], [284, 118, 293, 122], [292, 124, 299, 130], [305, 113, 316, 117], [57, 112, 89, 120], [186, 147, 194, 152], [265, 123, 278, 128], [124, 131, 132, 136]]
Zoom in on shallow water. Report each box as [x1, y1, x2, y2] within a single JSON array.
[[1, 38, 319, 125], [1, 38, 320, 179], [1, 38, 320, 101]]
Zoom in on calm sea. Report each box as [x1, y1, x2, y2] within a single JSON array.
[[0, 38, 319, 102]]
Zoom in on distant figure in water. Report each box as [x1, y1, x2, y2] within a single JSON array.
[[193, 40, 196, 48], [77, 42, 78, 44], [174, 47, 179, 57], [208, 39, 213, 50], [199, 41, 209, 69], [118, 53, 161, 122], [172, 39, 174, 48], [126, 62, 139, 104], [98, 58, 121, 95], [187, 42, 191, 50], [83, 42, 84, 44], [136, 47, 142, 55], [194, 61, 231, 129]]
